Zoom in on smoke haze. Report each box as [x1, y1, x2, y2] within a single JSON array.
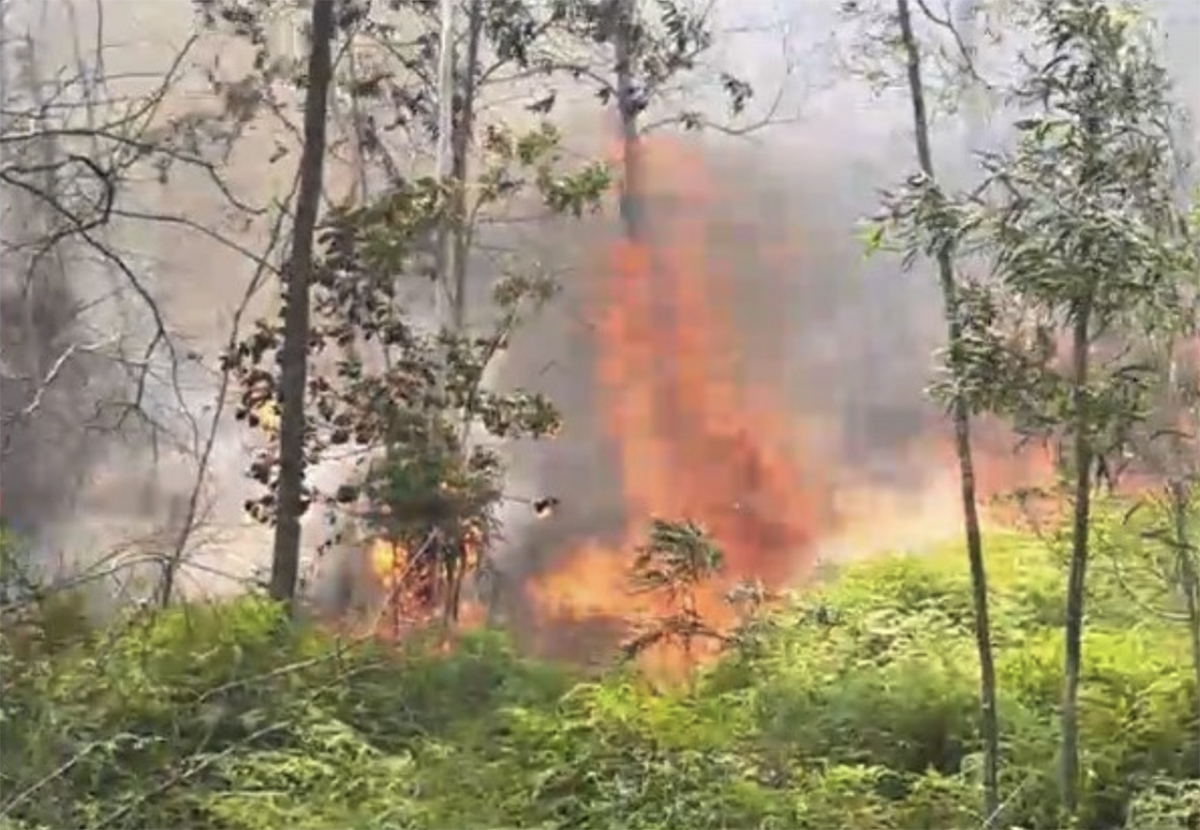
[[1, 0, 1197, 604]]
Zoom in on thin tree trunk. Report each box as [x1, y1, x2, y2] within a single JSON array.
[[450, 0, 483, 449], [1168, 479, 1200, 777], [1060, 299, 1093, 816], [269, 0, 335, 608], [613, 0, 644, 242], [894, 0, 1000, 820], [0, 1, 9, 174], [612, 0, 688, 443], [427, 0, 457, 628], [433, 0, 456, 328], [435, 0, 484, 625], [450, 0, 484, 332], [1168, 360, 1200, 777]]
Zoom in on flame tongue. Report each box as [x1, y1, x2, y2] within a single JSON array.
[[358, 137, 829, 661], [534, 138, 829, 652], [358, 134, 1072, 673], [369, 537, 487, 637], [369, 539, 429, 633]]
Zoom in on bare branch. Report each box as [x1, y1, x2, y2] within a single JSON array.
[[157, 177, 299, 607]]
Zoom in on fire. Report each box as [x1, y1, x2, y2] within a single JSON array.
[[356, 136, 834, 672], [521, 136, 1066, 672], [353, 133, 1122, 676], [368, 538, 429, 636], [527, 137, 833, 669], [367, 537, 485, 640]]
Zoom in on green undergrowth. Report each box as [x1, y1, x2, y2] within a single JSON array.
[[2, 524, 1197, 830]]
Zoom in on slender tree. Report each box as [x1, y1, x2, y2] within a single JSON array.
[[876, 0, 1000, 819], [920, 0, 1195, 814], [269, 0, 336, 606], [447, 0, 485, 332], [433, 0, 457, 335]]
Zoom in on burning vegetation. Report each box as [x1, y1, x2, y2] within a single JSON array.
[[235, 129, 1177, 681], [340, 137, 1071, 676]]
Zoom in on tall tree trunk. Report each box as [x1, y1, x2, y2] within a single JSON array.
[[427, 0, 457, 626], [433, 0, 456, 327], [894, 0, 1000, 820], [269, 0, 335, 607], [0, 2, 9, 174], [450, 0, 484, 332], [613, 0, 644, 242], [427, 0, 483, 625], [612, 0, 687, 441], [1168, 355, 1200, 778], [446, 0, 485, 624], [1060, 298, 1093, 815]]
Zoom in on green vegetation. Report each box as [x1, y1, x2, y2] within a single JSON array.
[[3, 518, 1196, 830], [3, 2, 1198, 828], [871, 0, 1200, 818]]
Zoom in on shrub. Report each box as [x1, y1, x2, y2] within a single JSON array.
[[1, 531, 1195, 829]]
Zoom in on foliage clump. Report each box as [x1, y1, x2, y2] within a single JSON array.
[[3, 526, 1196, 830], [227, 120, 608, 618]]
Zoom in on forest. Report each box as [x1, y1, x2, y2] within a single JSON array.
[[1, 0, 1198, 828]]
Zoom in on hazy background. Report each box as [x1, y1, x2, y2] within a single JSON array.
[[1, 0, 1197, 603]]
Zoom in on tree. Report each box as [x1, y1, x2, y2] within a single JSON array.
[[182, 0, 619, 624], [232, 120, 608, 623], [868, 0, 1001, 817], [1, 3, 285, 606], [264, 0, 336, 607], [211, 0, 766, 620], [551, 0, 759, 240], [622, 517, 728, 679], [911, 0, 1196, 814]]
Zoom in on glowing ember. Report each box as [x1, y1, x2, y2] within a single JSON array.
[[370, 538, 404, 585]]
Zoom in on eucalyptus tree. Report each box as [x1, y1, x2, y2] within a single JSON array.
[[892, 0, 1196, 814], [865, 0, 1003, 815]]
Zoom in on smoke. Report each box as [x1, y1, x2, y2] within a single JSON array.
[[0, 32, 149, 577], [492, 0, 1200, 580], [2, 0, 1197, 606], [488, 130, 937, 575], [0, 226, 113, 541], [0, 0, 281, 598]]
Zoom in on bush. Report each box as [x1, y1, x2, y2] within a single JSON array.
[[1, 531, 1196, 829]]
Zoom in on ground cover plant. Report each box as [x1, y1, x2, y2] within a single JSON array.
[[3, 514, 1196, 830]]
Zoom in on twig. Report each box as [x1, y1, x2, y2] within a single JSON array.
[[2, 336, 116, 422], [157, 177, 299, 607]]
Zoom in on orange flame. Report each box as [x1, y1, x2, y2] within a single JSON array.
[[527, 137, 833, 672], [367, 538, 485, 641], [360, 133, 1185, 677]]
